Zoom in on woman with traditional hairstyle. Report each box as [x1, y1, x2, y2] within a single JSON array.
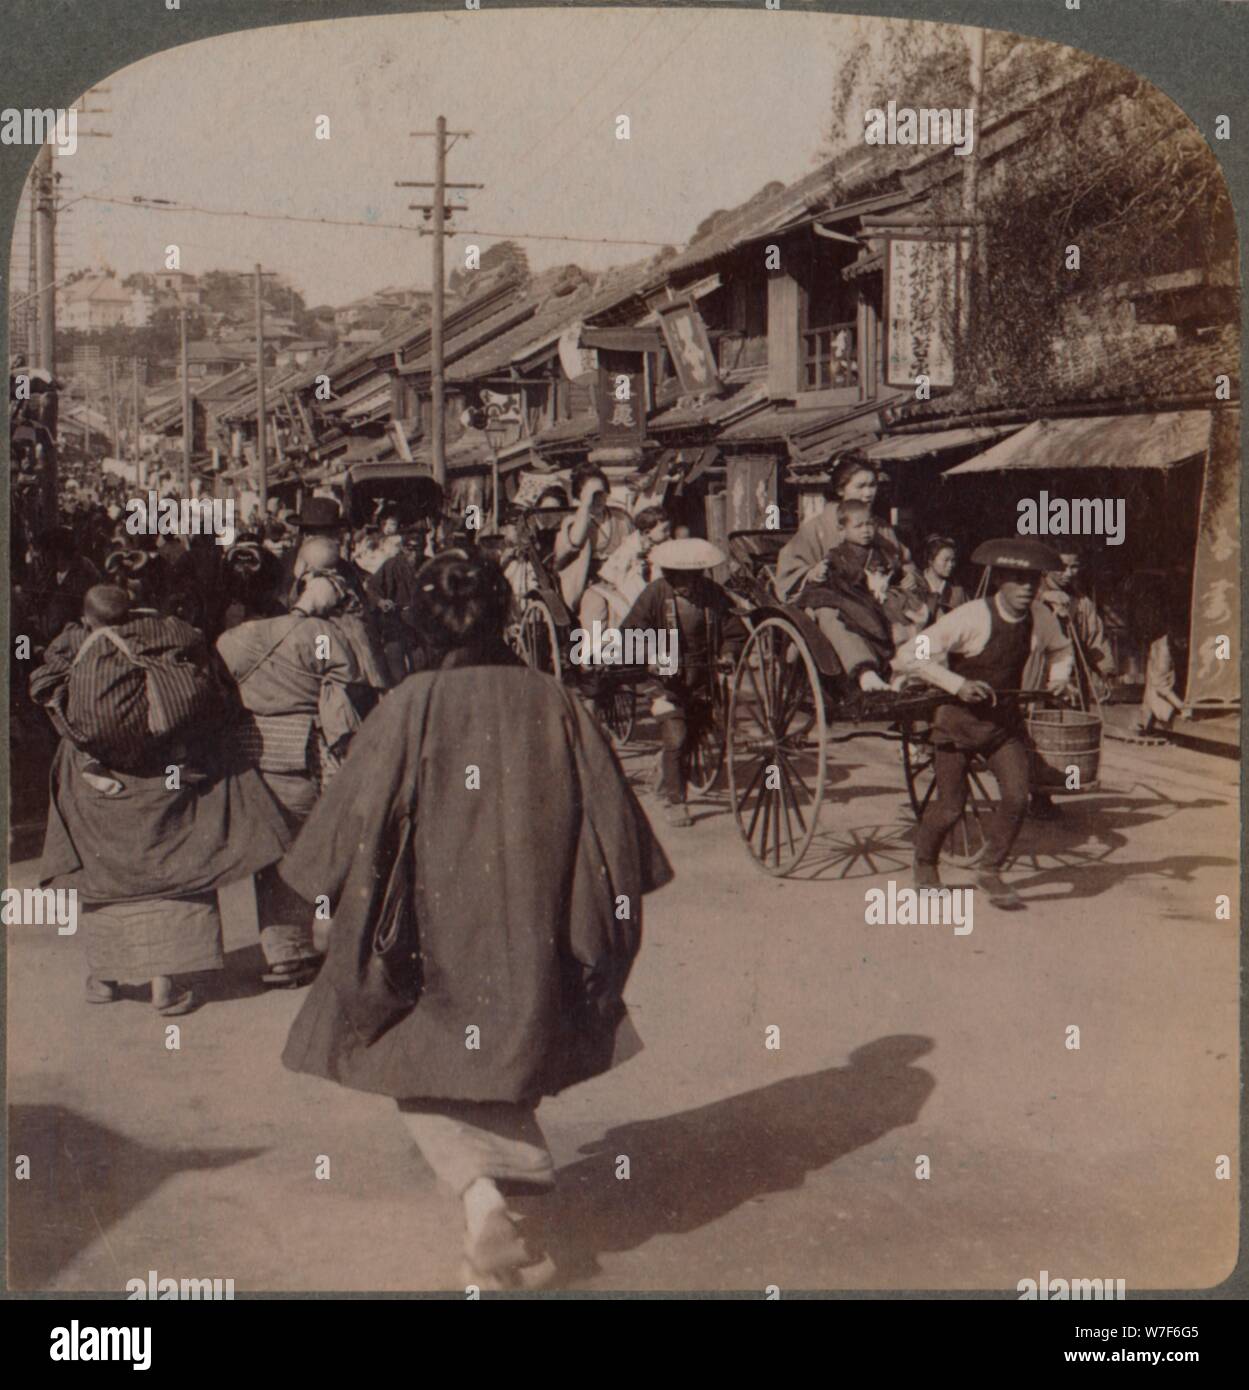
[[217, 566, 387, 987], [775, 455, 920, 691], [553, 463, 634, 625], [279, 553, 672, 1289], [917, 534, 968, 623]]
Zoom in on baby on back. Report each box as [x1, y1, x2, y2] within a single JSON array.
[[82, 583, 132, 631]]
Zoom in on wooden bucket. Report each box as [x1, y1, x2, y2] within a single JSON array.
[[1027, 708, 1102, 792]]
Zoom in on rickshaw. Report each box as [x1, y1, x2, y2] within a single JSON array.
[[343, 459, 444, 532], [720, 529, 1073, 877], [505, 502, 649, 746]]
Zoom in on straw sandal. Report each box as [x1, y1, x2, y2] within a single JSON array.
[[261, 956, 323, 989], [461, 1209, 557, 1291], [151, 978, 195, 1016]]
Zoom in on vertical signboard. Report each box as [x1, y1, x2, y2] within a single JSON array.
[[596, 358, 646, 446], [657, 299, 721, 396], [1186, 408, 1239, 707], [884, 235, 960, 389]]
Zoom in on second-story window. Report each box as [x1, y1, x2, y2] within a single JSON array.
[[800, 242, 858, 390], [803, 321, 858, 389]]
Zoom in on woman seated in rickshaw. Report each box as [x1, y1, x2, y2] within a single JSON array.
[[553, 464, 634, 626], [585, 505, 672, 627], [776, 456, 922, 692]]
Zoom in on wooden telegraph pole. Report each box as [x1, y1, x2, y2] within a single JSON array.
[[33, 145, 56, 377], [131, 357, 142, 487], [180, 307, 193, 497], [107, 355, 120, 461], [33, 143, 58, 508], [398, 118, 480, 490], [961, 27, 986, 349], [255, 263, 268, 516]]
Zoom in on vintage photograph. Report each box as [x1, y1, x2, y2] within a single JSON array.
[[5, 6, 1240, 1296]]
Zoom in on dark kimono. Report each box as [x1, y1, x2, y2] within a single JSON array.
[[32, 615, 292, 904], [281, 641, 673, 1104]]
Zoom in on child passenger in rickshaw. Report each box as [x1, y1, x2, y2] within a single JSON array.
[[794, 500, 930, 693], [776, 458, 924, 693]]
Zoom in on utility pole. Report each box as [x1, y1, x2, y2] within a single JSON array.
[[33, 145, 56, 375], [180, 307, 193, 496], [961, 26, 986, 352], [399, 118, 480, 490], [107, 355, 119, 460], [255, 262, 269, 516], [131, 357, 142, 488]]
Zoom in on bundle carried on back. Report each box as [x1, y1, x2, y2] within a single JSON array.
[[32, 610, 225, 771]]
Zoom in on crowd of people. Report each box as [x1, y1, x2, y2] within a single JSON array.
[[10, 446, 1186, 1285], [15, 475, 675, 1288]]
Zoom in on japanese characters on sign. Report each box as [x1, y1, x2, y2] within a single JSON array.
[[596, 358, 646, 445], [884, 235, 960, 389]]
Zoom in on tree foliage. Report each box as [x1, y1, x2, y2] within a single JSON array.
[[825, 18, 1238, 411]]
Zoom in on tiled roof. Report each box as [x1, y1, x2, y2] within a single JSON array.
[[196, 365, 253, 403], [532, 415, 599, 450], [645, 149, 913, 291], [62, 275, 132, 304], [648, 383, 769, 433]]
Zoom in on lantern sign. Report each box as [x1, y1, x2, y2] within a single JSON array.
[[656, 299, 720, 396], [596, 362, 646, 445], [884, 235, 961, 389]]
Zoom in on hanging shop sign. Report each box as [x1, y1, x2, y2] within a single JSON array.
[[596, 360, 646, 446], [656, 298, 721, 396], [883, 234, 962, 390]]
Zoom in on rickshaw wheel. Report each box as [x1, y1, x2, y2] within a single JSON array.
[[684, 672, 727, 796], [594, 682, 636, 746], [728, 616, 826, 876], [900, 721, 996, 864], [515, 598, 562, 678]]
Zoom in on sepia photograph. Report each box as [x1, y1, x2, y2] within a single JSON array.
[[3, 1, 1242, 1314]]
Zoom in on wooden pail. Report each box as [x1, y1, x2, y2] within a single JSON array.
[[1026, 708, 1102, 792]]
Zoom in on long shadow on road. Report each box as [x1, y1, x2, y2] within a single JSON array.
[[522, 1034, 935, 1283], [8, 1104, 263, 1290]]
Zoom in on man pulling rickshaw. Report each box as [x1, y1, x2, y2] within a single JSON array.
[[893, 538, 1073, 909]]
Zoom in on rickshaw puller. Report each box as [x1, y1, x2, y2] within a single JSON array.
[[621, 538, 735, 829], [893, 538, 1072, 909]]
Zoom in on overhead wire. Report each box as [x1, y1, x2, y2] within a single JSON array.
[[73, 192, 680, 248]]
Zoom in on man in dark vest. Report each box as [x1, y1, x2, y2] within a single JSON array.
[[893, 539, 1072, 908]]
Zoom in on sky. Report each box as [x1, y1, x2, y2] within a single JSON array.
[[12, 7, 883, 309]]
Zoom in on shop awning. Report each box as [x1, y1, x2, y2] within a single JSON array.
[[864, 424, 1021, 462], [942, 411, 1213, 476]]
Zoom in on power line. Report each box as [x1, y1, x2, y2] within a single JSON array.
[[495, 10, 664, 184], [73, 192, 679, 248], [525, 10, 715, 203]]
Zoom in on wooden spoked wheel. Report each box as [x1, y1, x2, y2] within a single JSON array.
[[900, 721, 997, 863], [727, 617, 827, 876], [515, 599, 562, 678], [684, 675, 727, 796], [594, 681, 637, 746]]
